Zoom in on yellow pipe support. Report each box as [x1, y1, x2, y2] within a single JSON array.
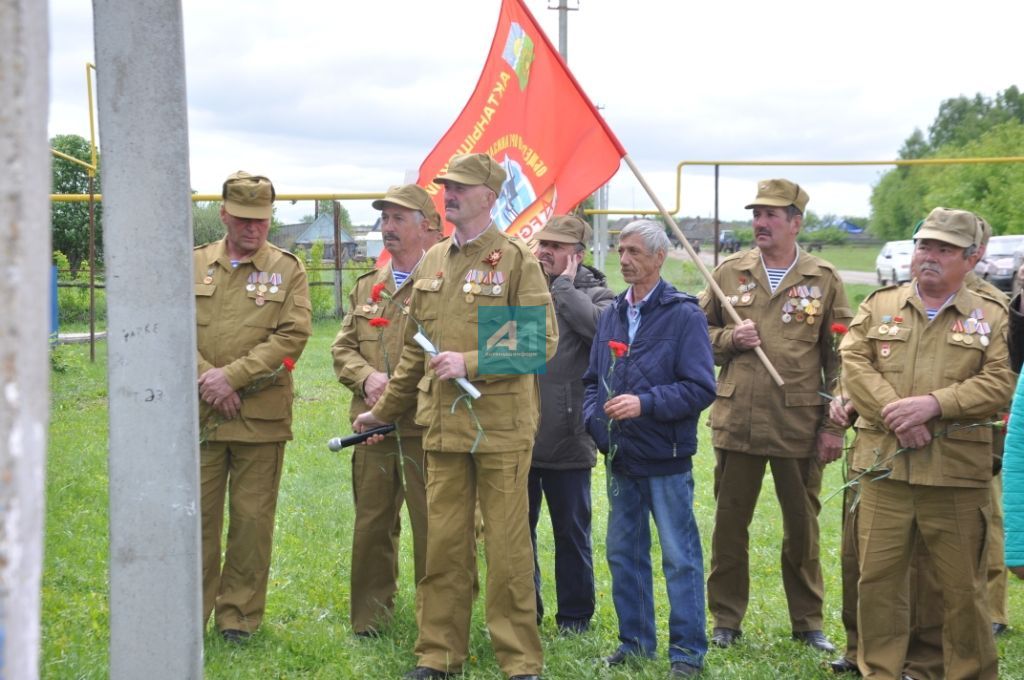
[[587, 156, 1024, 216], [50, 149, 96, 172], [86, 63, 98, 174]]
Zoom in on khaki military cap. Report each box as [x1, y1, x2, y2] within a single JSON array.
[[433, 153, 507, 195], [975, 214, 992, 248], [372, 184, 441, 230], [222, 170, 274, 219], [745, 178, 809, 214], [534, 215, 592, 245], [915, 207, 978, 249]]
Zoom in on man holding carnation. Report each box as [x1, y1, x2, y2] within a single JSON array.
[[583, 219, 716, 677], [332, 183, 440, 637]]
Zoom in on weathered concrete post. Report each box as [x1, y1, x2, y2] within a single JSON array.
[[92, 1, 203, 677], [0, 1, 50, 678]]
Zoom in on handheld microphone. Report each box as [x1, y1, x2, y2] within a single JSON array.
[[327, 424, 397, 451]]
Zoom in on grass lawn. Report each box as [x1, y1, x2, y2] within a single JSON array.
[[811, 245, 879, 273], [44, 316, 1024, 679]]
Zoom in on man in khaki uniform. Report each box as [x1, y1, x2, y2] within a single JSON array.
[[830, 213, 1011, 678], [354, 153, 557, 680], [332, 184, 439, 636], [195, 171, 312, 641], [700, 179, 851, 652], [841, 207, 1014, 679]]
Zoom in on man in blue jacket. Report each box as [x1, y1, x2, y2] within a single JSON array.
[[583, 219, 717, 678]]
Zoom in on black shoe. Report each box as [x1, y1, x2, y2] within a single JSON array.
[[557, 618, 590, 635], [710, 627, 742, 648], [603, 649, 631, 666], [792, 630, 835, 653], [670, 661, 701, 677], [354, 628, 381, 639], [829, 657, 860, 675], [220, 628, 251, 644], [403, 668, 452, 680], [993, 622, 1008, 637]]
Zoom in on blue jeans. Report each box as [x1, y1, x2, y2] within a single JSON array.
[[528, 467, 595, 628], [607, 469, 707, 667]]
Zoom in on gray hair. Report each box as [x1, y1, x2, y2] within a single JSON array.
[[620, 219, 670, 256]]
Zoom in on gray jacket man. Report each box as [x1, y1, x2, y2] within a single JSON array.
[[529, 215, 614, 633]]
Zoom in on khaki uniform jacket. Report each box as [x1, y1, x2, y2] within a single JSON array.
[[700, 248, 852, 457], [332, 263, 424, 436], [372, 225, 558, 453], [840, 281, 1015, 488], [194, 239, 312, 443]]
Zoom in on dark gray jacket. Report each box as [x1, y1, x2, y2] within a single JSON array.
[[532, 264, 615, 469]]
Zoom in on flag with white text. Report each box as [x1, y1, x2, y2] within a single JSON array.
[[416, 0, 625, 241]]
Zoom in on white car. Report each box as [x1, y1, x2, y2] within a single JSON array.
[[875, 240, 914, 285]]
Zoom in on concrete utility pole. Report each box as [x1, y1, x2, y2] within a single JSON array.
[[92, 1, 203, 677], [548, 0, 578, 60], [0, 1, 49, 678]]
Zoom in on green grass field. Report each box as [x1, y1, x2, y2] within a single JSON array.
[[45, 317, 1024, 679]]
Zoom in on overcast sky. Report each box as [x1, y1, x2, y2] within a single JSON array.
[[48, 0, 1024, 227]]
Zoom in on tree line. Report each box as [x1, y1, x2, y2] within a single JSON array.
[[870, 86, 1024, 240]]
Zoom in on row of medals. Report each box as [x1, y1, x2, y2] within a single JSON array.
[[462, 270, 505, 303], [782, 285, 824, 325], [200, 268, 279, 308], [246, 271, 281, 307], [876, 315, 905, 357], [951, 311, 991, 347]]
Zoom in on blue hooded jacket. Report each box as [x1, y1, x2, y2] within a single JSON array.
[[582, 279, 716, 477]]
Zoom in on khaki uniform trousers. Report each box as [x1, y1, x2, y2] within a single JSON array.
[[901, 474, 1008, 680], [201, 441, 285, 633], [415, 449, 542, 677], [350, 435, 428, 633], [708, 449, 825, 631], [856, 479, 996, 680]]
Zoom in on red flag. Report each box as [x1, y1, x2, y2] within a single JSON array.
[[417, 0, 625, 241]]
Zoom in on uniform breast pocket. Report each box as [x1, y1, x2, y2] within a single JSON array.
[[942, 335, 985, 379], [866, 326, 909, 373], [195, 283, 215, 326], [412, 277, 444, 320], [243, 289, 286, 334]]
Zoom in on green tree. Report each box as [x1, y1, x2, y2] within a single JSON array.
[[193, 200, 224, 246], [51, 134, 101, 273]]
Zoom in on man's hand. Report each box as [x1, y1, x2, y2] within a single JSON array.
[[604, 394, 641, 421], [816, 430, 844, 464], [212, 391, 242, 420], [895, 424, 932, 449], [353, 411, 389, 444], [363, 371, 389, 407], [829, 397, 856, 428], [198, 367, 235, 404], [430, 351, 467, 381], [562, 250, 582, 281], [731, 318, 760, 350], [198, 367, 243, 419], [881, 395, 940, 434]]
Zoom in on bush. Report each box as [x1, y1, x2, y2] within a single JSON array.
[[54, 250, 107, 325]]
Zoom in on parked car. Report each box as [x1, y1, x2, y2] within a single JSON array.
[[875, 240, 914, 285], [719, 229, 741, 253], [974, 234, 1024, 292]]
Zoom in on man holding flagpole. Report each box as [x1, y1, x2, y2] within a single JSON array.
[[354, 153, 557, 680]]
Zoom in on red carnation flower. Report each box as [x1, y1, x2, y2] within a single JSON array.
[[831, 322, 849, 335], [370, 282, 387, 303], [369, 317, 390, 328], [282, 357, 297, 372], [608, 340, 628, 358]]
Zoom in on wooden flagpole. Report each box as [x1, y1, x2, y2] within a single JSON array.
[[623, 154, 785, 387]]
